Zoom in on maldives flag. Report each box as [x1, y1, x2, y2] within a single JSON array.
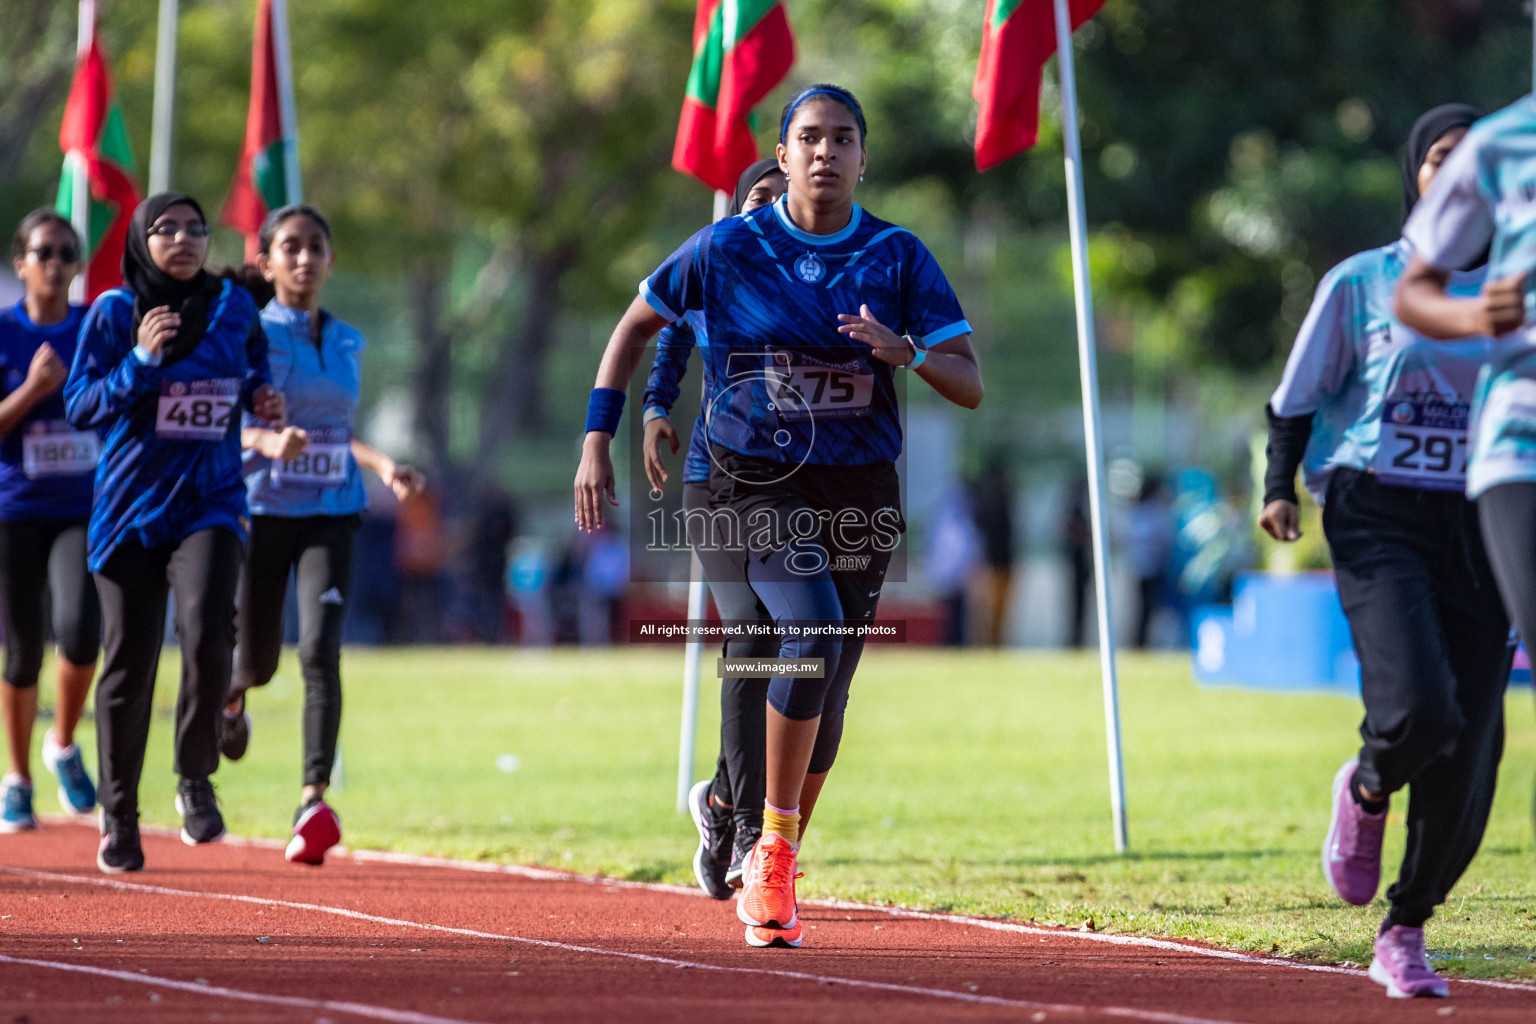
[[223, 0, 299, 262], [672, 1, 794, 192], [55, 31, 141, 303], [974, 0, 1105, 171]]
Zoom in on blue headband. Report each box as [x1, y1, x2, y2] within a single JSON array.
[[779, 89, 867, 144]]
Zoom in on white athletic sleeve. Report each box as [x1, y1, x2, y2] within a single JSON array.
[[1403, 134, 1493, 272], [1269, 264, 1355, 417]]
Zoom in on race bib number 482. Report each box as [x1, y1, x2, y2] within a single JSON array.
[[1374, 397, 1469, 490], [156, 378, 239, 441]]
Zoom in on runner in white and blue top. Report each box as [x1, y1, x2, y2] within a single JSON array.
[[1397, 95, 1536, 922], [0, 210, 102, 834], [574, 84, 984, 950], [1263, 105, 1511, 1001], [221, 204, 423, 868]]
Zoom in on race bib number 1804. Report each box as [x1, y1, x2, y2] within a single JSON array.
[[156, 378, 239, 441], [271, 426, 351, 489], [1374, 397, 1469, 490]]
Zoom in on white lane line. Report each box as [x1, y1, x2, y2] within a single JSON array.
[[344, 847, 1536, 995], [0, 866, 1246, 1024], [35, 820, 1536, 995], [0, 953, 489, 1024]]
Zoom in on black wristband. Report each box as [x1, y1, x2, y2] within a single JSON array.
[[1263, 403, 1312, 507]]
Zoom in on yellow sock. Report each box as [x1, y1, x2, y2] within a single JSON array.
[[763, 803, 800, 845]]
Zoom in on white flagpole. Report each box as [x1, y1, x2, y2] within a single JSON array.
[[1053, 0, 1128, 852], [68, 1, 96, 306], [149, 0, 178, 194], [271, 0, 302, 203], [676, 187, 730, 812]]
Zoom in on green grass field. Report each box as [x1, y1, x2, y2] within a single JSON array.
[[22, 648, 1536, 980]]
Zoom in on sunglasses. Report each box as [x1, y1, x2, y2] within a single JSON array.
[[26, 245, 81, 264], [147, 222, 210, 240]]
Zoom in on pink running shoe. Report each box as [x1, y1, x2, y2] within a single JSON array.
[[1322, 758, 1386, 905], [285, 800, 341, 866], [1369, 925, 1449, 998]]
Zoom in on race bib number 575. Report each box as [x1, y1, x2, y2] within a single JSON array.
[[156, 378, 239, 441]]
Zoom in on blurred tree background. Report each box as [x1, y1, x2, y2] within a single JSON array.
[[2, 0, 1532, 524]]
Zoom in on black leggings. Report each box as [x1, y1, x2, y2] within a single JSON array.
[[233, 514, 357, 787], [0, 518, 100, 686], [1323, 469, 1511, 927], [93, 528, 244, 818]]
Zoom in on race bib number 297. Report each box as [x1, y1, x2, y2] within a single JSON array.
[[156, 378, 239, 441], [1374, 398, 1468, 491]]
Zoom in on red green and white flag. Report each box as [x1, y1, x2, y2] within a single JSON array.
[[55, 29, 141, 303], [973, 0, 1105, 171], [672, 0, 794, 192], [223, 0, 301, 262]]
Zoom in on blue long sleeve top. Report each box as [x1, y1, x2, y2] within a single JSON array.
[[65, 280, 272, 569], [641, 314, 711, 484]]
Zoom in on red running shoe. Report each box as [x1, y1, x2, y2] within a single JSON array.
[[285, 799, 341, 865], [736, 832, 800, 930]]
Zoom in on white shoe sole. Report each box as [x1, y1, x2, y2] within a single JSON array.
[[0, 818, 36, 834], [174, 793, 226, 847], [744, 925, 802, 948], [1369, 957, 1448, 998]]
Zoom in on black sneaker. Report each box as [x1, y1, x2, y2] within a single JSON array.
[[174, 777, 226, 845], [219, 700, 251, 761], [687, 780, 735, 899], [97, 812, 144, 873], [726, 824, 761, 890]]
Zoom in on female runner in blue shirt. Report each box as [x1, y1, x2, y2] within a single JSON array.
[[0, 210, 102, 832], [1261, 105, 1509, 999], [575, 84, 983, 948], [220, 204, 423, 866], [66, 192, 284, 872], [642, 159, 787, 899]]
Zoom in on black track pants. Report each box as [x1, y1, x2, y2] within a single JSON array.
[[93, 528, 244, 818], [0, 518, 100, 686], [1323, 469, 1511, 927], [233, 514, 357, 787]]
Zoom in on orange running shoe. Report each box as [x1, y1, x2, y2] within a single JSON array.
[[745, 919, 803, 948], [736, 832, 800, 929]]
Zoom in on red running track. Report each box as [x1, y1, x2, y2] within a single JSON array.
[[1, 821, 1532, 1023]]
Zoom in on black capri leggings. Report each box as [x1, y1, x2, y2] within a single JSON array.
[[233, 514, 357, 787], [0, 518, 101, 687]]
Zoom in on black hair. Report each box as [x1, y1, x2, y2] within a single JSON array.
[[257, 203, 332, 256], [11, 208, 81, 262], [779, 83, 867, 147]]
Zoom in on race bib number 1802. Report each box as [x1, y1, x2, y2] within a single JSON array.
[[156, 378, 240, 441], [22, 420, 99, 479], [1374, 397, 1469, 490]]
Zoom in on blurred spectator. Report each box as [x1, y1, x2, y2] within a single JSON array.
[[927, 483, 982, 646], [1059, 477, 1092, 648], [972, 456, 1017, 647], [456, 487, 518, 643], [344, 475, 401, 644], [548, 544, 584, 644], [395, 489, 449, 643], [1126, 473, 1176, 648], [581, 531, 629, 645]]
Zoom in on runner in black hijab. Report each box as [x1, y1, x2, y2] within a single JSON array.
[[728, 158, 784, 217], [122, 192, 222, 366], [1402, 104, 1483, 220]]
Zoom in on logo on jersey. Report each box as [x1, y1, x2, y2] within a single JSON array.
[[1391, 401, 1416, 425], [794, 252, 826, 284]]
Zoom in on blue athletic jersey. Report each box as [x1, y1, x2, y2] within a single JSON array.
[[1404, 96, 1536, 496], [642, 314, 711, 484], [1270, 240, 1493, 503], [242, 301, 367, 518], [641, 198, 971, 467], [65, 281, 272, 569], [0, 302, 95, 520]]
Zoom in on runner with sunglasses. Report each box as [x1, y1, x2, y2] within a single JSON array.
[[0, 210, 102, 832]]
